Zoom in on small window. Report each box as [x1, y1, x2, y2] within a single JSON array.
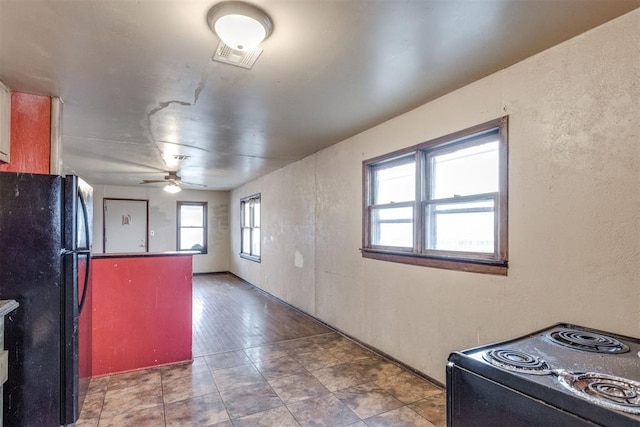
[[362, 117, 508, 275], [177, 201, 207, 253], [240, 194, 261, 262]]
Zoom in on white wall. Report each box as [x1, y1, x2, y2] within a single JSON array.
[[93, 185, 230, 274], [230, 10, 640, 384]]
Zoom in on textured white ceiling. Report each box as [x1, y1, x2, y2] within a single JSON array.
[[1, 0, 638, 189]]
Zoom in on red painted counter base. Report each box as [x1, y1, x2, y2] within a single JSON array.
[[91, 255, 192, 376]]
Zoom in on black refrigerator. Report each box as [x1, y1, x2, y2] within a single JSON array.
[[0, 172, 93, 426]]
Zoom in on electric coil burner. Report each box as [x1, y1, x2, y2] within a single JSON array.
[[557, 371, 640, 415], [447, 323, 640, 426], [548, 328, 630, 354], [482, 349, 551, 375]]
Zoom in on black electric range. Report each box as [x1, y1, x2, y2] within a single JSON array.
[[447, 323, 640, 426]]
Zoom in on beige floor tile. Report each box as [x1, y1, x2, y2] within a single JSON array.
[[219, 383, 284, 419], [100, 380, 163, 418], [278, 337, 324, 355], [105, 368, 162, 392], [407, 391, 447, 427], [329, 343, 376, 362], [232, 406, 300, 427], [351, 357, 404, 382], [244, 343, 289, 362], [78, 389, 106, 420], [164, 393, 230, 427], [75, 418, 99, 427], [160, 358, 210, 382], [86, 377, 109, 395], [303, 333, 344, 348], [254, 355, 307, 380], [204, 350, 252, 371], [312, 356, 399, 392], [97, 403, 165, 427], [364, 406, 436, 427], [293, 349, 342, 371], [268, 372, 330, 403], [374, 371, 443, 404], [316, 336, 354, 351], [162, 371, 219, 404], [333, 382, 403, 419], [287, 393, 360, 427], [212, 364, 266, 391], [310, 362, 373, 392]]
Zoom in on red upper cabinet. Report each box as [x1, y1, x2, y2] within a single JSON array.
[[0, 91, 51, 174]]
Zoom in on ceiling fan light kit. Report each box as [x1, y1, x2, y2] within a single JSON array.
[[164, 182, 182, 193]]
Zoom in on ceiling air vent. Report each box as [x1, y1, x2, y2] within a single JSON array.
[[212, 42, 263, 70]]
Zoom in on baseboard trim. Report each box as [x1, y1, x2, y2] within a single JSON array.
[[225, 272, 445, 389], [193, 271, 230, 276]]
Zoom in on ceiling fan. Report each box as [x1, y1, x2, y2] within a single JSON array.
[[140, 171, 207, 193]]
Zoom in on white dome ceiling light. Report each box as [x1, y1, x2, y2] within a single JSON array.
[[163, 182, 182, 193], [207, 1, 273, 52]]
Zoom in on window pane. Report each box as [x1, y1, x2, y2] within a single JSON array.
[[253, 200, 260, 227], [431, 140, 498, 199], [180, 228, 204, 250], [180, 205, 204, 226], [251, 228, 260, 256], [242, 202, 250, 227], [374, 160, 415, 204], [426, 200, 494, 253], [372, 206, 413, 247], [241, 228, 250, 254]]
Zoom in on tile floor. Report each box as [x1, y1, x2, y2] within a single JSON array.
[[77, 275, 446, 426], [77, 332, 446, 426]]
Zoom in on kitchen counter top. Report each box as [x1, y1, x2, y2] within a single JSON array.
[[0, 300, 18, 317], [92, 251, 199, 259]]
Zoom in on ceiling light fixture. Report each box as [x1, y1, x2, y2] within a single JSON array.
[[164, 182, 182, 194], [207, 1, 273, 51]]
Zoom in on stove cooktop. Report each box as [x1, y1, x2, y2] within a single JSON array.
[[450, 323, 640, 424]]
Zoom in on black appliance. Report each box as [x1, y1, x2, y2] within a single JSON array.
[[447, 323, 640, 426], [0, 172, 93, 426]]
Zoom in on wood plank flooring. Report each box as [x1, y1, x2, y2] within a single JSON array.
[[77, 273, 446, 426], [192, 274, 330, 356]]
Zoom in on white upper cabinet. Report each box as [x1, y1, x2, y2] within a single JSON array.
[[0, 81, 10, 163]]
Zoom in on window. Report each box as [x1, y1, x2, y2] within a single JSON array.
[[362, 117, 508, 275], [177, 201, 207, 253], [240, 194, 261, 261]]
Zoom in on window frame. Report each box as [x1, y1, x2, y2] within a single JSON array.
[[240, 193, 261, 262], [362, 116, 508, 275], [176, 201, 208, 254]]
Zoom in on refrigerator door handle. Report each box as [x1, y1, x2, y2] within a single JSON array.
[[78, 187, 91, 251], [77, 189, 92, 315], [78, 252, 90, 314]]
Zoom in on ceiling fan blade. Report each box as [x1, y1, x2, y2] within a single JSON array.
[[140, 179, 168, 184], [179, 181, 208, 188]]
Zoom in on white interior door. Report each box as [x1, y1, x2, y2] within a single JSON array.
[[104, 198, 148, 253]]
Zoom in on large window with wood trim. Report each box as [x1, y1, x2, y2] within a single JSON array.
[[240, 194, 261, 262], [362, 117, 508, 275], [177, 201, 207, 253]]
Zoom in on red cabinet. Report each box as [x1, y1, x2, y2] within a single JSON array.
[[91, 254, 193, 376]]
